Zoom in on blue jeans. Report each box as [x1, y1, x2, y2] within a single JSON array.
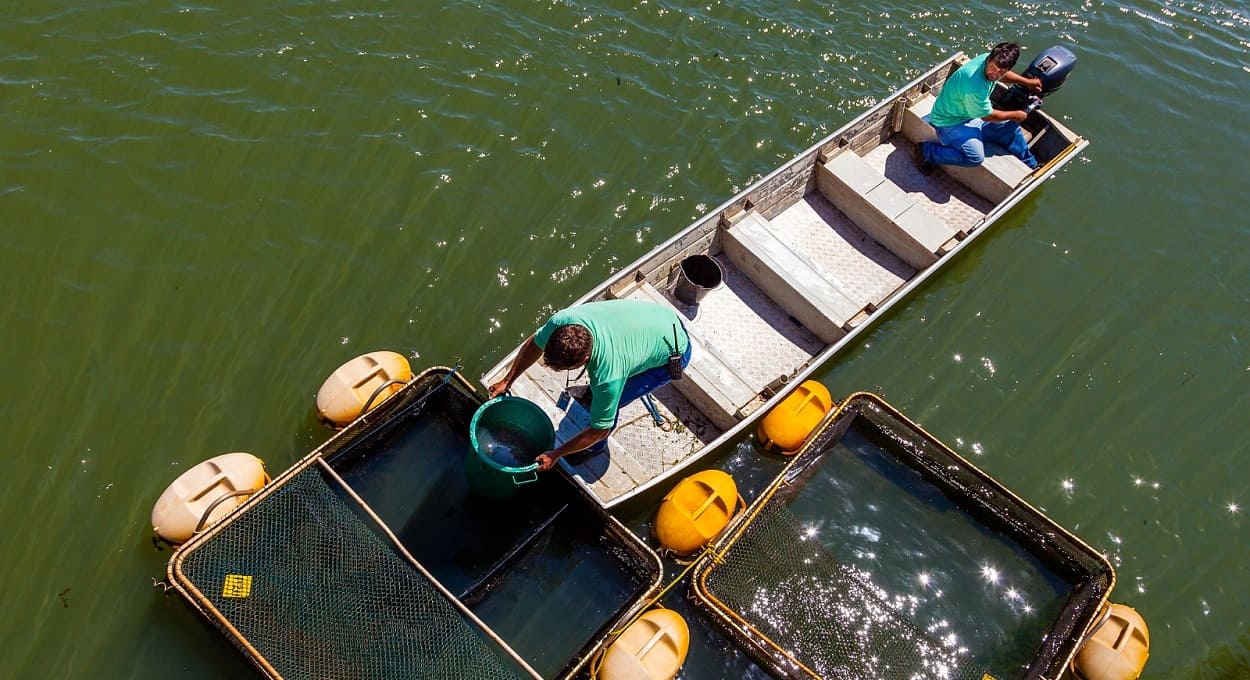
[[588, 332, 693, 452], [922, 118, 1037, 169], [616, 338, 693, 413]]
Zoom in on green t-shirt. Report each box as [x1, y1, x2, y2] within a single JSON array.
[[928, 53, 994, 128], [534, 299, 688, 430]]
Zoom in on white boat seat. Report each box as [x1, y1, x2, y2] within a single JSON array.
[[903, 94, 1033, 203], [816, 151, 956, 270], [721, 212, 860, 344], [629, 281, 758, 431]]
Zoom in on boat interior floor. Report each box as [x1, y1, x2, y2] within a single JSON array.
[[863, 138, 994, 232], [509, 367, 717, 504], [508, 135, 1006, 506]]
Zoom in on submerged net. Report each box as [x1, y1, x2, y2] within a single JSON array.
[[700, 498, 982, 680], [176, 465, 533, 680]]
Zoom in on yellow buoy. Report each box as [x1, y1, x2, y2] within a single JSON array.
[[1072, 603, 1149, 680], [653, 470, 738, 555], [151, 452, 268, 545], [598, 609, 690, 680], [757, 380, 834, 454], [316, 351, 412, 426]]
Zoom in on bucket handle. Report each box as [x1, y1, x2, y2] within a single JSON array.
[[512, 463, 540, 485]]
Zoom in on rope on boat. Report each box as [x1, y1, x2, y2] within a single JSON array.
[[639, 393, 673, 431]]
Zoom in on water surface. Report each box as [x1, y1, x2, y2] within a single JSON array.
[[2, 1, 1247, 677]]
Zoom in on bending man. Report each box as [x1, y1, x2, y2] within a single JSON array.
[[488, 299, 691, 471], [919, 42, 1043, 173]]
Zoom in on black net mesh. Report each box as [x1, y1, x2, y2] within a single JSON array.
[[702, 498, 980, 680], [177, 465, 532, 680]]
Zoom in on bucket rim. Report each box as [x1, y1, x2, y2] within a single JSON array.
[[469, 396, 553, 474], [679, 254, 724, 284]]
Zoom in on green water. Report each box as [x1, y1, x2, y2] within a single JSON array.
[[2, 1, 1248, 677]]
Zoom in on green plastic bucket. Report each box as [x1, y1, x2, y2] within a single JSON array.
[[466, 396, 555, 499]]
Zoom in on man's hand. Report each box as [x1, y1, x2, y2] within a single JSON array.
[[487, 379, 510, 399], [535, 452, 558, 471], [985, 108, 1031, 124], [487, 336, 542, 400]]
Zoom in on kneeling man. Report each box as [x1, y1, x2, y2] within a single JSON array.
[[489, 299, 691, 471]]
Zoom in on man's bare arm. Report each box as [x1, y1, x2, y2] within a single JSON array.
[[488, 335, 543, 397]]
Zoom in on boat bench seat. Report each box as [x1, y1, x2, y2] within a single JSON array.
[[630, 281, 758, 431], [721, 211, 861, 344], [902, 94, 1034, 203], [816, 151, 957, 270]]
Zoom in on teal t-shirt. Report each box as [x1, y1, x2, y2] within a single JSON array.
[[534, 299, 689, 429], [928, 53, 994, 128]]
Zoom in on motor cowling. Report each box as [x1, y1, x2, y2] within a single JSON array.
[[1025, 45, 1077, 95], [1002, 45, 1077, 111]]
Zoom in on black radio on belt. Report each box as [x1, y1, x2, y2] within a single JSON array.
[[665, 324, 684, 381]]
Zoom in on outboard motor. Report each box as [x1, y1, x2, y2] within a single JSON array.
[[1001, 45, 1077, 112]]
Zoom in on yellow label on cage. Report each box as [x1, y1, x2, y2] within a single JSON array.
[[982, 675, 998, 680], [222, 574, 253, 598]]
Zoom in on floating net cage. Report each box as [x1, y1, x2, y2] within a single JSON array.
[[690, 393, 1114, 680], [168, 368, 662, 680]]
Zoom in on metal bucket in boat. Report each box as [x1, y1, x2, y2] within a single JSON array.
[[467, 396, 554, 499], [674, 254, 723, 305]]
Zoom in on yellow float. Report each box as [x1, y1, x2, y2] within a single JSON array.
[[756, 380, 834, 454], [1072, 603, 1149, 680], [151, 452, 268, 546], [597, 608, 690, 680], [316, 350, 413, 426], [653, 470, 740, 555]]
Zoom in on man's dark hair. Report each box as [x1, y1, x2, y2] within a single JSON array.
[[544, 324, 592, 370], [989, 42, 1021, 69]]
